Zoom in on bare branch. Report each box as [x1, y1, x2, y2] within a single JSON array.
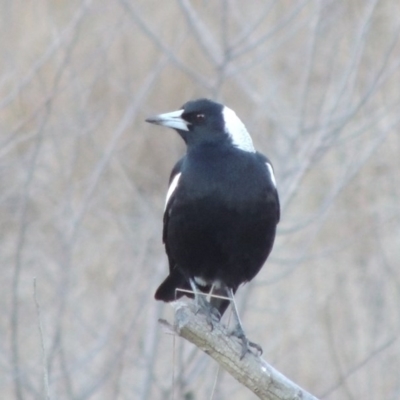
[[119, 0, 211, 88], [160, 301, 319, 400], [177, 0, 222, 65]]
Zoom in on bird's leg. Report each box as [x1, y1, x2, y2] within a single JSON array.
[[189, 279, 220, 328], [227, 288, 263, 359]]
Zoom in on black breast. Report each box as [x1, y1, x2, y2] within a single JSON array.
[[165, 144, 279, 290]]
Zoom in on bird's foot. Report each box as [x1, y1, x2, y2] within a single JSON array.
[[194, 295, 221, 329], [229, 324, 263, 359]]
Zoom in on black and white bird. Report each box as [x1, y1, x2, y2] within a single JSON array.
[[146, 98, 280, 358]]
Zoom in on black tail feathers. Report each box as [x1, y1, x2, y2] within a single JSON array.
[[154, 269, 192, 301], [155, 270, 236, 319]]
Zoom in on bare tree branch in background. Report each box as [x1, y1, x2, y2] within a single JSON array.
[[33, 279, 51, 400], [1, 0, 400, 399]]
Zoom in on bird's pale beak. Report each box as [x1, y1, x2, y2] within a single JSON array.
[[145, 109, 189, 131]]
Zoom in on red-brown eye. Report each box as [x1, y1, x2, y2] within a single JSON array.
[[196, 114, 205, 121]]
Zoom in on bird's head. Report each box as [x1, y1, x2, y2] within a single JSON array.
[[146, 98, 255, 153]]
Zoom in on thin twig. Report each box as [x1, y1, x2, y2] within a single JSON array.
[[33, 279, 51, 400]]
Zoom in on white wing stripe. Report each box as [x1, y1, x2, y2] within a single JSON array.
[[165, 173, 181, 210], [266, 162, 276, 187]]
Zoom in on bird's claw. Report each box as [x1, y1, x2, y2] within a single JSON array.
[[194, 296, 221, 329], [229, 325, 263, 359]]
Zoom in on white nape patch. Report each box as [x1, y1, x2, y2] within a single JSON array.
[[266, 162, 276, 187], [164, 173, 181, 210], [222, 106, 255, 153]]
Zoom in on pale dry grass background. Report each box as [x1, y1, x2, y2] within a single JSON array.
[[1, 1, 400, 399]]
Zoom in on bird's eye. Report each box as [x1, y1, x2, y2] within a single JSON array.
[[196, 114, 205, 121]]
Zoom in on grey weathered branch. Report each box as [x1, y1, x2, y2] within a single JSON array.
[[159, 301, 319, 400]]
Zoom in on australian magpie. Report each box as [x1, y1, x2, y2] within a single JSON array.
[[146, 98, 280, 358]]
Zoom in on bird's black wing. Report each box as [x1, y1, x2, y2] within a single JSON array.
[[162, 157, 184, 250], [155, 158, 191, 301], [256, 152, 280, 223], [209, 153, 280, 316]]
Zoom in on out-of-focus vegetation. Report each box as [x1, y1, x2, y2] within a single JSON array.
[[1, 1, 400, 399]]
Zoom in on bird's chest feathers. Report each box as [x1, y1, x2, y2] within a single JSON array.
[[180, 151, 263, 208]]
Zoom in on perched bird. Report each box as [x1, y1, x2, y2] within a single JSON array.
[[146, 98, 280, 358]]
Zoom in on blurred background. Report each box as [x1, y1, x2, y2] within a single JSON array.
[[1, 0, 400, 399]]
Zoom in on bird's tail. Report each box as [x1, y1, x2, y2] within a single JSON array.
[[155, 271, 234, 319], [154, 269, 193, 301]]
